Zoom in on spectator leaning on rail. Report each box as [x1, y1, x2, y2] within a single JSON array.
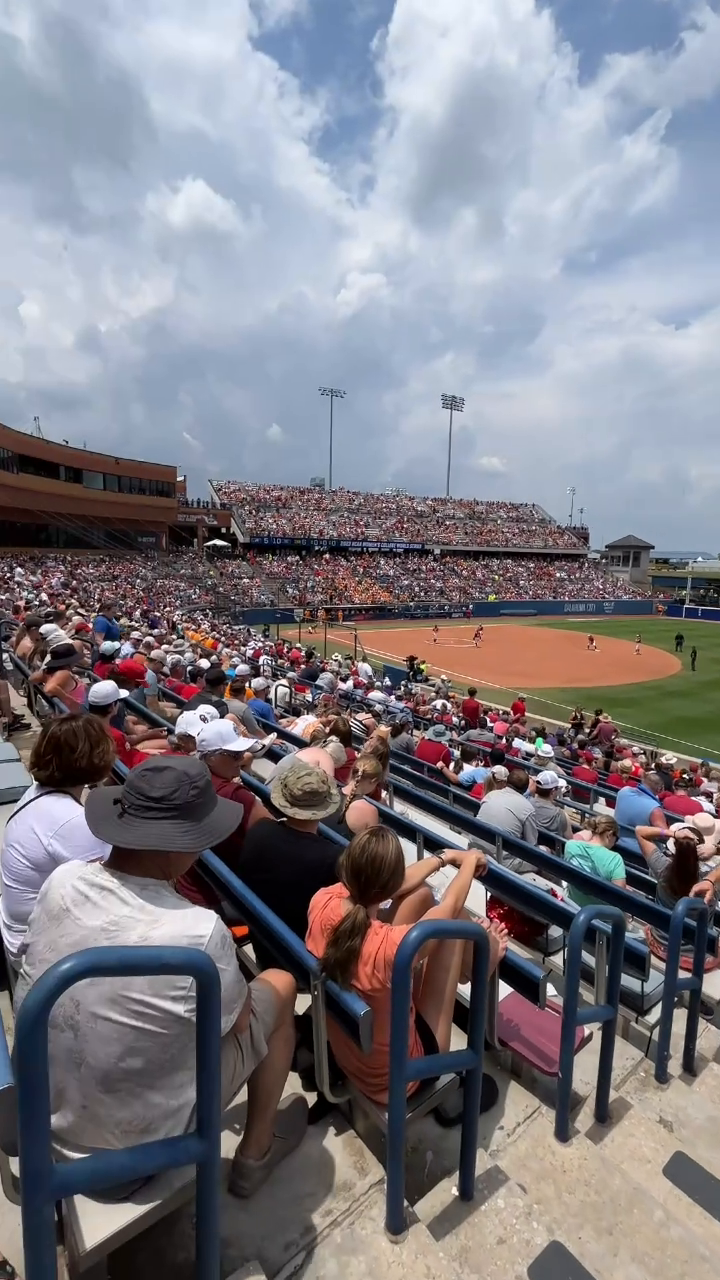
[[306, 827, 508, 1111], [15, 756, 308, 1197], [614, 770, 667, 850], [0, 715, 114, 970]]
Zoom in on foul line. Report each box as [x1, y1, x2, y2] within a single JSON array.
[[321, 627, 720, 760]]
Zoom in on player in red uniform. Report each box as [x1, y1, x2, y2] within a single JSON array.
[[473, 625, 484, 647]]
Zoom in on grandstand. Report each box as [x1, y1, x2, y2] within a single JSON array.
[[0, 578, 719, 1280], [210, 481, 650, 606]]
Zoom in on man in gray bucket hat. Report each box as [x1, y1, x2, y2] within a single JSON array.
[[16, 755, 308, 1199], [237, 761, 342, 958]]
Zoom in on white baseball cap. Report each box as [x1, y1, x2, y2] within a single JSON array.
[[99, 640, 122, 657], [167, 653, 185, 667], [174, 706, 221, 738], [196, 659, 212, 671], [88, 680, 129, 707], [234, 664, 252, 676], [251, 677, 270, 692], [536, 770, 563, 789], [195, 720, 259, 755]]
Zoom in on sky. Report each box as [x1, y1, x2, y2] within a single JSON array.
[[1, 0, 719, 549]]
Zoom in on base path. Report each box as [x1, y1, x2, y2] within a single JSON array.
[[343, 623, 681, 690]]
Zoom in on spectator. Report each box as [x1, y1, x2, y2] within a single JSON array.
[[270, 671, 297, 716], [184, 666, 231, 718], [91, 600, 120, 648], [87, 679, 149, 769], [1, 715, 114, 969], [662, 776, 704, 819], [635, 824, 720, 982], [306, 828, 506, 1104], [656, 754, 679, 793], [247, 677, 278, 726], [415, 724, 454, 768], [31, 642, 88, 713], [614, 771, 667, 847], [322, 756, 383, 840], [478, 767, 538, 871], [563, 815, 626, 907], [388, 719, 416, 757], [93, 640, 122, 679], [510, 694, 526, 719], [531, 771, 573, 839], [606, 759, 635, 790], [15, 756, 308, 1196], [461, 688, 482, 728], [238, 762, 342, 954]]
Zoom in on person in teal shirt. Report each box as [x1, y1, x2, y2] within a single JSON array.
[[563, 815, 626, 907]]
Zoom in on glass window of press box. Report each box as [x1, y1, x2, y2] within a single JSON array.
[[0, 450, 174, 497]]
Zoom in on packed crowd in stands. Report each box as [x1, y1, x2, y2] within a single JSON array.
[[214, 481, 586, 550], [252, 549, 650, 604], [0, 548, 717, 1216]]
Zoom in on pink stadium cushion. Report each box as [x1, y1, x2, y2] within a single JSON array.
[[497, 992, 592, 1076]]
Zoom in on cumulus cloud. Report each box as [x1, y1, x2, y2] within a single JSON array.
[[0, 0, 719, 545], [475, 456, 508, 475]]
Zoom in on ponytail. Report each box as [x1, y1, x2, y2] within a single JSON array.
[[320, 828, 405, 988], [665, 835, 700, 900], [338, 755, 382, 817], [321, 902, 371, 988]]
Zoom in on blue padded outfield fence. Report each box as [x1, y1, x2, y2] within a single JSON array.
[[238, 598, 656, 626]]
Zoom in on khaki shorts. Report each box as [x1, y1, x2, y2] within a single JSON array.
[[219, 977, 279, 1109]]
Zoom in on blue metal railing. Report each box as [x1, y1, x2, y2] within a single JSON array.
[[655, 898, 710, 1085], [555, 905, 626, 1143], [385, 919, 489, 1240], [15, 947, 222, 1280]]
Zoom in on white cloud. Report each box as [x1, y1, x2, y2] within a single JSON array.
[[0, 0, 719, 547], [145, 177, 243, 234], [266, 422, 284, 442], [475, 456, 508, 474]]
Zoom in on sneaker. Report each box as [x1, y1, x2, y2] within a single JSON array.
[[228, 1094, 308, 1198]]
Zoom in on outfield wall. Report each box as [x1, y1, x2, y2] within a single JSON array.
[[237, 598, 654, 625], [664, 603, 720, 623]]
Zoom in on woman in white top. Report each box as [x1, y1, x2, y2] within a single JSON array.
[[1, 714, 115, 968]]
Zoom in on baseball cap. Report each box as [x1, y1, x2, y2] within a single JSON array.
[[197, 659, 212, 671], [88, 680, 129, 708], [115, 660, 148, 683], [167, 653, 185, 667], [251, 677, 270, 692], [175, 706, 221, 738], [99, 640, 122, 657], [130, 630, 144, 641], [149, 649, 168, 664], [235, 663, 252, 677], [536, 769, 562, 789], [195, 720, 260, 756]]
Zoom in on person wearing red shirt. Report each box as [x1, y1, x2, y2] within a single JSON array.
[[415, 725, 454, 768], [461, 687, 482, 728], [87, 679, 149, 769], [571, 753, 599, 803], [510, 695, 526, 718], [92, 640, 122, 680], [661, 779, 704, 818], [176, 720, 273, 908], [606, 763, 637, 790]]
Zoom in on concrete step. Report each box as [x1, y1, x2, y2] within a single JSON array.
[[620, 1060, 720, 1171], [499, 1110, 720, 1279], [415, 1159, 552, 1279], [578, 1099, 720, 1251], [276, 1185, 462, 1280]]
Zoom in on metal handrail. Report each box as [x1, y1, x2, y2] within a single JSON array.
[[655, 898, 710, 1085], [385, 919, 489, 1240], [556, 905, 626, 1143], [15, 947, 221, 1280]]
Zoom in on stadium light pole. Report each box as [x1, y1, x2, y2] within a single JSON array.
[[441, 394, 465, 497], [318, 387, 346, 491], [567, 485, 576, 525]]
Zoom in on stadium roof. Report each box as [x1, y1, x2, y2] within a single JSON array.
[[604, 534, 655, 549], [652, 551, 715, 561]]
